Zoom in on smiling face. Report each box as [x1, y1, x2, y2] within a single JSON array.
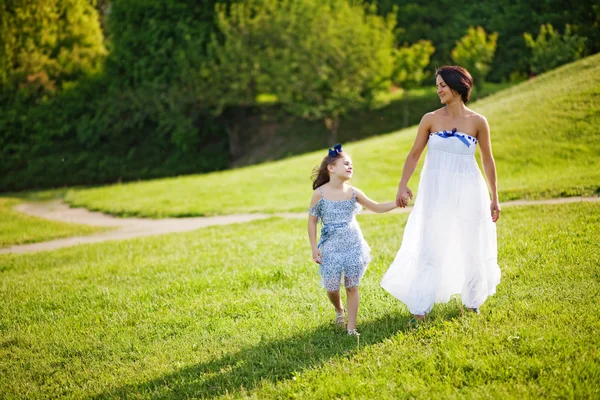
[[328, 155, 353, 181], [436, 74, 456, 104]]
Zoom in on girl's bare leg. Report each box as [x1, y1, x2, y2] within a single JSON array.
[[327, 290, 344, 313], [345, 286, 359, 330]]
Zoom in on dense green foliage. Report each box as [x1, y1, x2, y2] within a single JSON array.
[[371, 0, 599, 81], [524, 24, 587, 75], [392, 40, 435, 89], [197, 0, 398, 146], [1, 0, 598, 192], [0, 0, 106, 94], [451, 26, 498, 91], [0, 0, 228, 192]]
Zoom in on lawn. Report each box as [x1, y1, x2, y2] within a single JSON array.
[[1, 202, 598, 398], [0, 197, 107, 248], [62, 54, 600, 217]]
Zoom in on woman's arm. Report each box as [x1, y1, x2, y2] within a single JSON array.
[[354, 187, 397, 213], [477, 116, 501, 222], [396, 113, 432, 207]]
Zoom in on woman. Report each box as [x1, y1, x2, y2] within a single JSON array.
[[380, 66, 501, 323]]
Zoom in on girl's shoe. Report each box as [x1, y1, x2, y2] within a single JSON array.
[[467, 307, 480, 314], [335, 309, 346, 326], [347, 329, 360, 336]]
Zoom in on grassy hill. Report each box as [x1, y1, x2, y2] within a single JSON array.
[[1, 202, 598, 398], [63, 54, 600, 217]]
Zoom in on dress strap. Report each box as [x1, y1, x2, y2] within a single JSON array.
[[317, 187, 324, 197], [351, 187, 356, 199]]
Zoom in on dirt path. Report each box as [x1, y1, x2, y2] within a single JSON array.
[[1, 197, 598, 254]]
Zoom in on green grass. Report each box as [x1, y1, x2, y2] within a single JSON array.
[[62, 54, 600, 218], [0, 197, 107, 248], [1, 202, 598, 398]]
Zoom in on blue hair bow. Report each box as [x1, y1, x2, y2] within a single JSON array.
[[328, 144, 343, 161]]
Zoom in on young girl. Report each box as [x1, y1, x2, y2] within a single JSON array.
[[308, 144, 397, 336]]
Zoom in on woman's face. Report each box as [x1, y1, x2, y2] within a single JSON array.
[[436, 75, 455, 104]]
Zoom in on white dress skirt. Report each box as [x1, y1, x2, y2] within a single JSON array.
[[381, 130, 501, 315]]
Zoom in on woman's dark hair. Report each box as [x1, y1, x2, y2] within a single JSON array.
[[436, 66, 473, 103], [311, 151, 347, 190]]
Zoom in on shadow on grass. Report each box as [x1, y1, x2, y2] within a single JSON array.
[[95, 311, 461, 399]]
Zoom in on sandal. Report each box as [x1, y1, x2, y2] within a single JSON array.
[[407, 318, 420, 329], [408, 314, 425, 329], [347, 329, 360, 336], [335, 309, 346, 326]]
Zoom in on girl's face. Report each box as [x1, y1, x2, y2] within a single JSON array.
[[436, 75, 455, 104], [329, 155, 353, 180]]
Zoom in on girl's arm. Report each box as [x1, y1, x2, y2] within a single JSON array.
[[397, 113, 432, 207], [307, 190, 323, 263], [477, 115, 501, 222], [354, 187, 397, 213]]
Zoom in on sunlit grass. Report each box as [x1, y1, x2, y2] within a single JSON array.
[[0, 197, 107, 248], [0, 202, 598, 398]]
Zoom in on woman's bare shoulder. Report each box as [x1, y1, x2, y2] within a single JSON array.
[[465, 108, 488, 122], [421, 109, 444, 125], [427, 107, 447, 117]]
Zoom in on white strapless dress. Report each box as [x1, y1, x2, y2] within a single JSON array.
[[381, 130, 501, 315]]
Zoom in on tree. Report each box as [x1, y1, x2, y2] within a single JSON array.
[[524, 24, 587, 75], [369, 0, 599, 82], [451, 26, 497, 92], [0, 0, 106, 97], [199, 0, 397, 147], [392, 40, 434, 127], [186, 0, 279, 159], [275, 0, 397, 145], [104, 0, 221, 153]]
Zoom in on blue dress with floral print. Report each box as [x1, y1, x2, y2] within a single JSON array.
[[309, 187, 371, 291]]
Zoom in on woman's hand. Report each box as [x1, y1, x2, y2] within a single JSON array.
[[312, 248, 323, 264], [396, 185, 413, 208], [490, 199, 501, 222]]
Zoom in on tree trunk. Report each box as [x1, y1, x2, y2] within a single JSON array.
[[403, 96, 409, 128], [324, 116, 340, 146], [225, 107, 246, 162]]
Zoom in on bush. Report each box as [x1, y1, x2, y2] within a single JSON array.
[[451, 26, 498, 91], [524, 24, 587, 75], [0, 0, 106, 96], [0, 72, 229, 192]]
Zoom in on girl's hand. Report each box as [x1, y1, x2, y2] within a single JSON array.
[[312, 248, 322, 264], [396, 185, 413, 208], [490, 200, 501, 222]]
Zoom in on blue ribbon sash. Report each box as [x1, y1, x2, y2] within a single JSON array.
[[434, 128, 473, 147], [318, 222, 349, 248]]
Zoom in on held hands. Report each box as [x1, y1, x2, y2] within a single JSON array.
[[312, 248, 323, 264], [396, 185, 413, 208], [490, 199, 501, 223]]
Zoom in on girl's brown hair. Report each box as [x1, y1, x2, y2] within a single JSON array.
[[311, 151, 347, 190]]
